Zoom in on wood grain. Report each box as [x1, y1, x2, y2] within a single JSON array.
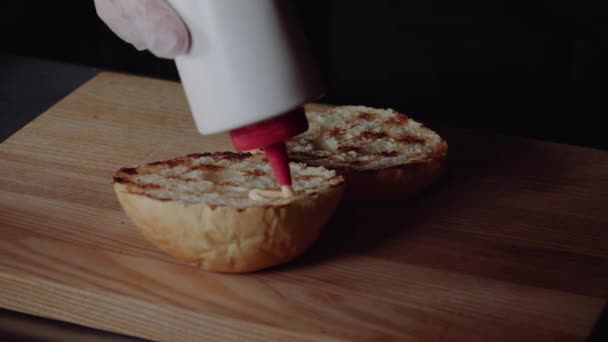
[[1, 72, 607, 341]]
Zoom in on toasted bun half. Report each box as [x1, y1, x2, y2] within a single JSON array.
[[113, 152, 344, 273], [287, 104, 448, 201]]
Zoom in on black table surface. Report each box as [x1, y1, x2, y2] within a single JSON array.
[[0, 52, 605, 341], [0, 53, 98, 143]]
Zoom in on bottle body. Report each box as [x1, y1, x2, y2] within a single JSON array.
[[167, 0, 324, 135]]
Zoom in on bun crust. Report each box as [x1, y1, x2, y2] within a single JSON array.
[[288, 104, 447, 200], [113, 152, 344, 272]]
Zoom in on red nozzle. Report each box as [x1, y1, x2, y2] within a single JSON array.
[[229, 107, 308, 186], [263, 142, 291, 186]]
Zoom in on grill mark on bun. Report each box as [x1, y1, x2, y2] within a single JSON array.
[[384, 115, 409, 125], [357, 112, 376, 121], [243, 169, 265, 177], [295, 175, 316, 181], [194, 164, 224, 171], [397, 136, 427, 144], [113, 176, 128, 184], [216, 181, 238, 187], [328, 127, 346, 137], [136, 182, 163, 190], [360, 131, 388, 140], [379, 151, 399, 157], [291, 151, 317, 157], [217, 152, 252, 161], [134, 192, 172, 201], [167, 175, 192, 180], [337, 146, 360, 153]]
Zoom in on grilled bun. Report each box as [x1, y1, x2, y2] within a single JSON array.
[[113, 152, 344, 273], [287, 104, 448, 201]]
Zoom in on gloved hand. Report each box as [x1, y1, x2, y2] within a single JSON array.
[[94, 0, 190, 59]]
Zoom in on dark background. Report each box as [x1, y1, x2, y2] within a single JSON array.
[[1, 0, 607, 149]]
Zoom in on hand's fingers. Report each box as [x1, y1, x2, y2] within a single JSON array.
[[94, 0, 147, 50], [94, 0, 190, 59], [138, 0, 190, 58]]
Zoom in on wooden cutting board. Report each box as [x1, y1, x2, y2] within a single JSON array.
[[1, 72, 607, 341]]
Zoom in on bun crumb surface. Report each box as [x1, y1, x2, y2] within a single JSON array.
[[114, 152, 342, 207]]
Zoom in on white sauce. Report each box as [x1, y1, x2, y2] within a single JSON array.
[[249, 185, 295, 200]]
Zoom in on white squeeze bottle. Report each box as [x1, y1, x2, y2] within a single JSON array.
[[167, 0, 324, 192]]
